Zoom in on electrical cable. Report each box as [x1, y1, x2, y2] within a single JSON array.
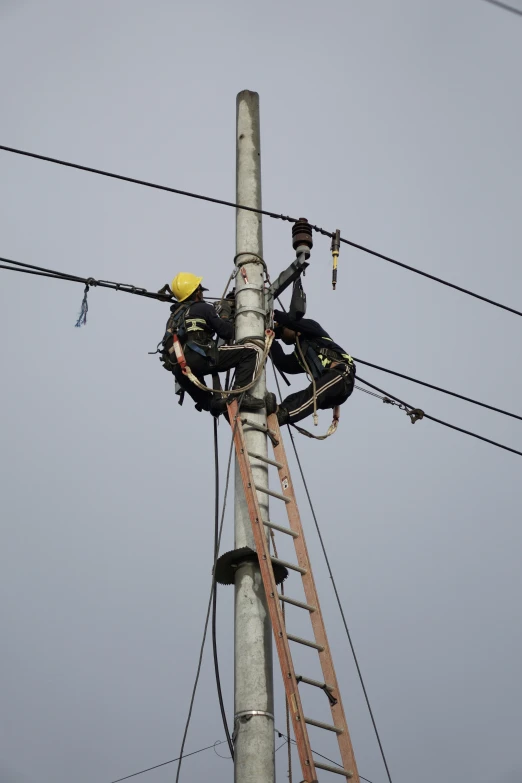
[[212, 418, 235, 758], [6, 249, 522, 435], [356, 375, 522, 458], [108, 741, 225, 783], [0, 144, 298, 224], [481, 0, 522, 15], [175, 415, 238, 782], [335, 235, 522, 318], [0, 255, 172, 302], [352, 356, 522, 422], [2, 144, 522, 319], [271, 363, 395, 783]]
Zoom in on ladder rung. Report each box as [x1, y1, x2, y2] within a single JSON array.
[[271, 557, 307, 575], [304, 717, 343, 734], [254, 484, 290, 503], [314, 760, 353, 778], [263, 520, 298, 538], [287, 634, 324, 652], [241, 419, 279, 444], [296, 674, 333, 690], [247, 451, 283, 469], [278, 594, 316, 612]]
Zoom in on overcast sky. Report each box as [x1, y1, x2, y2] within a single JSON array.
[[1, 1, 522, 782]]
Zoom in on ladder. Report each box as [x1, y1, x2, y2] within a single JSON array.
[[228, 399, 360, 782]]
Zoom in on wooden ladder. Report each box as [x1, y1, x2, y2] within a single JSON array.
[[228, 399, 360, 782]]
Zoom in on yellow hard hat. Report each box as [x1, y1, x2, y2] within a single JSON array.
[[170, 272, 207, 302]]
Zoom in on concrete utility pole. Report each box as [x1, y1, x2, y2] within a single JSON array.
[[234, 90, 275, 783]]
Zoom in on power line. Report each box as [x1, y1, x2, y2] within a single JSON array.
[[212, 418, 235, 758], [271, 363, 395, 783], [357, 376, 522, 458], [2, 144, 522, 319], [481, 0, 522, 16], [5, 252, 522, 429], [108, 741, 224, 783], [0, 144, 298, 224], [335, 235, 522, 318], [174, 418, 238, 783], [352, 357, 522, 422], [0, 255, 171, 302]]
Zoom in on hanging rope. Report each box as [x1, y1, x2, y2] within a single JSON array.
[[74, 282, 90, 327]]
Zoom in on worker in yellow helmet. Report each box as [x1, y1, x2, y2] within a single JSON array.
[[159, 272, 266, 415]]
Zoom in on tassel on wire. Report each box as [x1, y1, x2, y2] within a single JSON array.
[[75, 283, 90, 327]]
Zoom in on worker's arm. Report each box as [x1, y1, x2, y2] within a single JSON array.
[[270, 341, 303, 374], [199, 302, 235, 340]]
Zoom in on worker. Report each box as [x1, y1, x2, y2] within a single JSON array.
[[269, 310, 355, 425], [161, 272, 266, 415]]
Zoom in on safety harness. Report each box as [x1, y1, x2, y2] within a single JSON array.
[[161, 301, 215, 371], [292, 335, 354, 440]]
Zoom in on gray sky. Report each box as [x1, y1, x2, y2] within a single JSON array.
[[1, 1, 522, 782]]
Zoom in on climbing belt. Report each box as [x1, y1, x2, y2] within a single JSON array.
[[292, 334, 341, 440], [182, 329, 275, 397]]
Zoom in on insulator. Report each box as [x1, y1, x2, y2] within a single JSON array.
[[292, 218, 313, 251]]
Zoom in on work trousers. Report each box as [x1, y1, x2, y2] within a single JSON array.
[[172, 343, 263, 411], [279, 364, 355, 424]]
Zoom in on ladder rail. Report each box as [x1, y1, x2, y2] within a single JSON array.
[[229, 401, 317, 782], [268, 412, 360, 783]]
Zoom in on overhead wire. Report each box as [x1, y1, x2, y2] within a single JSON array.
[[0, 255, 171, 302], [2, 144, 522, 319], [212, 418, 235, 758], [271, 363, 395, 783], [352, 356, 522, 422], [108, 741, 226, 783], [357, 375, 522, 458], [0, 144, 298, 224], [4, 250, 522, 455], [175, 415, 238, 782], [481, 0, 522, 15]]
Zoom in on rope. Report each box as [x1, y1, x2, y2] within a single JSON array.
[[183, 331, 274, 396], [291, 406, 341, 441]]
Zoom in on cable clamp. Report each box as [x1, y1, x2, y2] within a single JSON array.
[[234, 252, 267, 272], [234, 710, 274, 723], [407, 408, 424, 424]]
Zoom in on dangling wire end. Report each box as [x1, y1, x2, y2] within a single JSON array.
[[75, 283, 90, 327]]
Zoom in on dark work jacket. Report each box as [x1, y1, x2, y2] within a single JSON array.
[[182, 300, 234, 341], [163, 299, 233, 367], [271, 310, 351, 380]]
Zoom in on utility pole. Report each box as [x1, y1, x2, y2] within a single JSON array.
[[234, 90, 275, 783]]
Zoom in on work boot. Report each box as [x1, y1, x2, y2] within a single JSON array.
[[277, 406, 290, 426], [265, 392, 277, 415], [238, 393, 265, 411], [210, 397, 231, 423]]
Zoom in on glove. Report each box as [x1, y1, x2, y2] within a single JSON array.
[[218, 299, 235, 320]]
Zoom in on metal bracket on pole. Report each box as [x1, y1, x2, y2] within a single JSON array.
[[267, 253, 309, 308]]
